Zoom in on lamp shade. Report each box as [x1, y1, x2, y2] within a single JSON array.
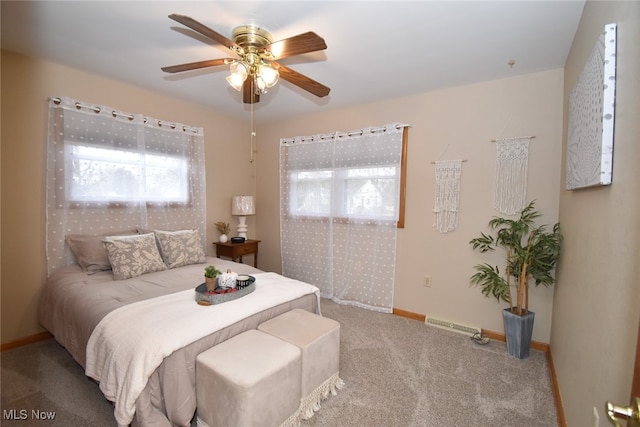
[[231, 196, 255, 215]]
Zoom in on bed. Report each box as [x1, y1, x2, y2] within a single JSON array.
[[38, 231, 319, 427]]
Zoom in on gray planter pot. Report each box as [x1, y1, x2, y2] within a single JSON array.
[[502, 308, 535, 359]]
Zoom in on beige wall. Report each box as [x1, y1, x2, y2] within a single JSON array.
[[3, 4, 638, 423], [552, 1, 640, 425], [257, 69, 564, 343], [0, 50, 256, 343]]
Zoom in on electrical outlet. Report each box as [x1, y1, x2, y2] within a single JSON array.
[[424, 275, 432, 287]]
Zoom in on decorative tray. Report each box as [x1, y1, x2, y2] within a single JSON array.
[[195, 275, 256, 306]]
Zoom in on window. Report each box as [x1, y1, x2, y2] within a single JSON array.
[[289, 166, 400, 220], [51, 109, 198, 207], [283, 126, 408, 227], [66, 143, 190, 204]]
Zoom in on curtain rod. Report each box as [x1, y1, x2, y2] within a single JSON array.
[[430, 160, 468, 164], [281, 123, 410, 144], [491, 135, 536, 142], [50, 97, 201, 134]]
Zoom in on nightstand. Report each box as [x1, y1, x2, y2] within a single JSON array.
[[214, 239, 261, 268]]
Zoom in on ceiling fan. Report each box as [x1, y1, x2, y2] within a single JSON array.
[[161, 14, 330, 104]]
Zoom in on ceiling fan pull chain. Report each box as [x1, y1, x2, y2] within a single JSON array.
[[249, 95, 255, 163]]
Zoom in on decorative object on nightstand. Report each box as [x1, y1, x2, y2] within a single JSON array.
[[214, 221, 231, 243], [231, 195, 255, 239]]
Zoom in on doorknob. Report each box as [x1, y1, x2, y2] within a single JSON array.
[[606, 397, 640, 427]]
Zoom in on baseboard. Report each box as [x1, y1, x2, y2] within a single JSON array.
[[481, 328, 549, 352], [392, 307, 425, 322], [1, 331, 52, 352], [546, 346, 567, 427], [390, 308, 550, 351], [393, 307, 564, 427]]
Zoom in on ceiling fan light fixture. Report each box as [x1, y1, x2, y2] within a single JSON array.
[[258, 63, 279, 88], [226, 73, 245, 92], [226, 62, 248, 91], [255, 75, 267, 92]]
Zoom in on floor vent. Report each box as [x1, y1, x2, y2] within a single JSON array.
[[425, 317, 481, 337]]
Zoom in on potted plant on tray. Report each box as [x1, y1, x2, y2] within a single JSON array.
[[469, 200, 562, 358], [204, 265, 222, 292]]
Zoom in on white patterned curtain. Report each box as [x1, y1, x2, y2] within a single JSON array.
[[493, 137, 531, 215], [433, 160, 463, 233], [46, 97, 206, 275], [280, 124, 405, 313]]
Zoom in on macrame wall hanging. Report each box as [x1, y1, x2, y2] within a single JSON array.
[[432, 159, 464, 233], [493, 136, 534, 215]]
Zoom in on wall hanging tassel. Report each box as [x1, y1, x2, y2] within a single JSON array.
[[493, 137, 532, 215], [433, 160, 463, 233]]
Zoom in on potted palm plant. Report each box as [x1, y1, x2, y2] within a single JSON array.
[[469, 200, 562, 358]]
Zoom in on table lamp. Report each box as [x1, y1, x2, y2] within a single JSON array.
[[231, 195, 255, 239]]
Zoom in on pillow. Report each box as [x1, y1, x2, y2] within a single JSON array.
[[154, 229, 206, 269], [66, 230, 138, 274], [102, 233, 166, 280]]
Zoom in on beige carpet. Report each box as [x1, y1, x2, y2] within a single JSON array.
[[1, 298, 557, 426], [303, 299, 557, 426]]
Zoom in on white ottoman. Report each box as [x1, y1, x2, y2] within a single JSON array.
[[196, 329, 301, 427], [258, 309, 344, 419]]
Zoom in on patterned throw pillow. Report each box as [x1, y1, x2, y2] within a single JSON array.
[[154, 229, 206, 269], [102, 233, 166, 280]]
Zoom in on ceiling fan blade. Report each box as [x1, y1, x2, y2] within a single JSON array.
[[161, 58, 230, 73], [261, 32, 327, 60], [275, 63, 330, 98], [168, 14, 240, 52], [242, 79, 260, 104]]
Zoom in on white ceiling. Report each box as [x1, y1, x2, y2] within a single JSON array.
[[1, 1, 585, 124]]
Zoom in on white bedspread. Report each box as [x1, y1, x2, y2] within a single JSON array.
[[85, 272, 319, 427]]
